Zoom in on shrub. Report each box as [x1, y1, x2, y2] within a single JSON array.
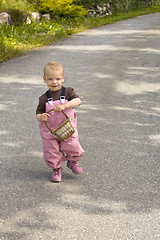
[[5, 9, 27, 25], [77, 0, 102, 8], [78, 0, 160, 13], [109, 0, 160, 14], [0, 0, 33, 12], [36, 0, 87, 18], [0, 0, 34, 24]]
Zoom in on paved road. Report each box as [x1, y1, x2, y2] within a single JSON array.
[[0, 13, 160, 240]]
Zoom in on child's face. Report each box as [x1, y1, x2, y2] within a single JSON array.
[[43, 67, 64, 92]]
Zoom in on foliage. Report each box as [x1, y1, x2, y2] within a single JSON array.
[[109, 0, 160, 13], [78, 0, 160, 12], [36, 0, 87, 18], [0, 0, 33, 12], [77, 0, 103, 8], [0, 0, 34, 24], [0, 1, 160, 62], [0, 18, 79, 62], [0, 24, 22, 62]]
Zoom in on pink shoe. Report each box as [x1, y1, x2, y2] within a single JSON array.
[[52, 168, 62, 182], [67, 161, 83, 174]]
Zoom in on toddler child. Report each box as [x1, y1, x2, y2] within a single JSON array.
[[36, 62, 85, 182]]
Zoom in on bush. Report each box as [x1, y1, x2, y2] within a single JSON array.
[[36, 0, 87, 18], [5, 9, 27, 25], [0, 0, 34, 24], [77, 0, 102, 8], [109, 0, 160, 14], [0, 0, 32, 12], [77, 0, 160, 13]]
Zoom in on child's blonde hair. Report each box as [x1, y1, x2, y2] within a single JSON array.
[[44, 62, 64, 78]]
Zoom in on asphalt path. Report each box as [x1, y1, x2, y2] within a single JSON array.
[[0, 13, 160, 240]]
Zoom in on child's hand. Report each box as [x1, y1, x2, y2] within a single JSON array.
[[41, 113, 50, 122], [54, 105, 65, 112]]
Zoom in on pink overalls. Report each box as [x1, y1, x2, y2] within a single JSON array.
[[39, 97, 85, 170]]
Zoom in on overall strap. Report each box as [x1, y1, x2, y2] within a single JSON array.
[[46, 91, 52, 105], [60, 86, 65, 103], [46, 91, 52, 100]]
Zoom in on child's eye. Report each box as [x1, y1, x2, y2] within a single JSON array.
[[56, 78, 61, 81]]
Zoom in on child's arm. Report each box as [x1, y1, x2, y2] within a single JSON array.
[[36, 113, 50, 122], [54, 97, 81, 112]]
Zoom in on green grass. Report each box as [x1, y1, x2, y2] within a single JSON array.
[[0, 4, 160, 63]]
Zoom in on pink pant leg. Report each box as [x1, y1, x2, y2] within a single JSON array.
[[60, 135, 85, 162], [41, 137, 66, 170]]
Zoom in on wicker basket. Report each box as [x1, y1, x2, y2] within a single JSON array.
[[45, 109, 75, 141]]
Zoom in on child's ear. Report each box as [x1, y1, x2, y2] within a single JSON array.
[[43, 76, 46, 83]]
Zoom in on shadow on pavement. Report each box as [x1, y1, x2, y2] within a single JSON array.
[[0, 16, 160, 239]]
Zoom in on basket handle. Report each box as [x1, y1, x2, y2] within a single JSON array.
[[44, 108, 69, 134]]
